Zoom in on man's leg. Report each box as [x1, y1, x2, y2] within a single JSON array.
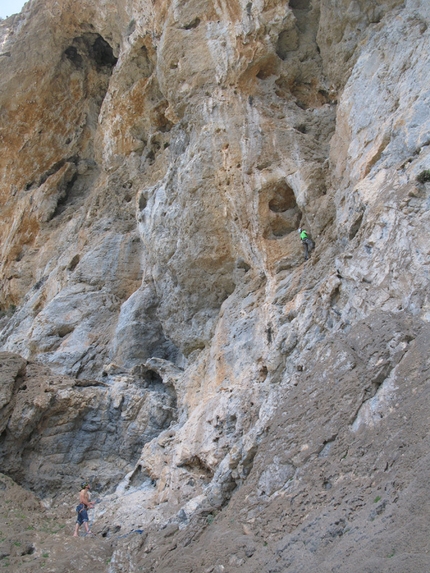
[[303, 241, 309, 260], [79, 508, 92, 534], [304, 238, 314, 259], [73, 522, 80, 537]]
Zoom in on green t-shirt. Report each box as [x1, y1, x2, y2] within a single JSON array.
[[300, 230, 308, 240]]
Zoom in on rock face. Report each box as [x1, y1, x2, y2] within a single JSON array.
[[0, 353, 177, 495], [0, 0, 429, 571]]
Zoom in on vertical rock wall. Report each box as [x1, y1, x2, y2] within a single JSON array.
[[0, 0, 429, 571]]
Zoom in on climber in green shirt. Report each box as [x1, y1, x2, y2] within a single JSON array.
[[299, 228, 315, 260]]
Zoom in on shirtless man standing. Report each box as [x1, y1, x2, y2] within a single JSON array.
[[73, 482, 95, 537]]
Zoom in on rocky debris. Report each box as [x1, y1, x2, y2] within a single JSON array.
[[0, 0, 429, 572]]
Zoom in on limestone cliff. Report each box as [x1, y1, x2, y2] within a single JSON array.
[[0, 0, 429, 571]]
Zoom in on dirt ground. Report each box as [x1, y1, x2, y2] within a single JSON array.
[[0, 473, 114, 573]]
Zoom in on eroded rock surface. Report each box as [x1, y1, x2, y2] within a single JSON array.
[[0, 0, 429, 571], [0, 354, 177, 494]]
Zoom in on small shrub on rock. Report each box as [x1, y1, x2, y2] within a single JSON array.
[[416, 169, 430, 183]]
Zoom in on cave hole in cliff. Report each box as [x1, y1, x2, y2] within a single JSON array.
[[64, 33, 117, 73], [139, 194, 147, 211], [276, 30, 299, 60], [289, 0, 311, 9], [67, 254, 80, 272], [260, 180, 301, 239], [182, 17, 201, 30], [92, 36, 118, 69], [141, 369, 165, 391], [349, 212, 364, 240], [64, 45, 83, 68], [295, 124, 308, 134]]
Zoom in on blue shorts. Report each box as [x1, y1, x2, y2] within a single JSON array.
[[76, 503, 89, 525]]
